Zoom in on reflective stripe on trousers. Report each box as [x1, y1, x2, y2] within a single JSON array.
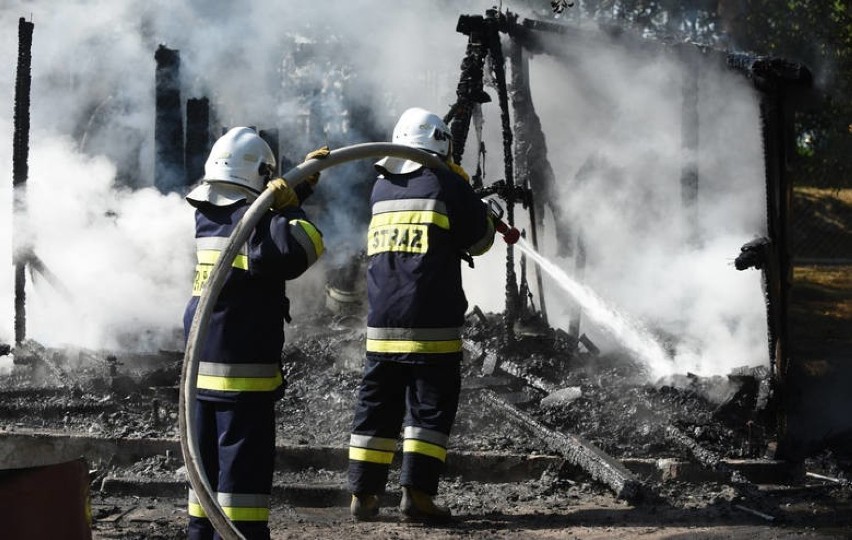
[[348, 433, 397, 465], [188, 489, 270, 522], [365, 326, 462, 354], [196, 362, 283, 392], [403, 426, 449, 463]]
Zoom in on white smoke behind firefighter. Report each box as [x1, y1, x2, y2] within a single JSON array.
[[0, 1, 768, 379], [0, 0, 486, 352]]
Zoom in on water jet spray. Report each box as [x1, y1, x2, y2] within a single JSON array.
[[513, 238, 673, 380]]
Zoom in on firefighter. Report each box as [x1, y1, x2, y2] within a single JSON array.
[[348, 107, 496, 522], [183, 127, 327, 539]]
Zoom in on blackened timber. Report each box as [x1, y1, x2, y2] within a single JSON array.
[[480, 389, 642, 501], [13, 18, 34, 346], [154, 45, 185, 193], [725, 53, 813, 91], [484, 9, 520, 345], [508, 39, 555, 324], [495, 357, 559, 395], [28, 254, 71, 300], [447, 15, 490, 165], [185, 98, 210, 185], [759, 90, 794, 459], [727, 52, 810, 460], [663, 425, 750, 485]]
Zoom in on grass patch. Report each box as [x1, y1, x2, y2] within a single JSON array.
[[789, 265, 852, 357], [792, 187, 852, 258]]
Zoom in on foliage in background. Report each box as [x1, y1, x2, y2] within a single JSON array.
[[733, 0, 851, 187], [529, 0, 851, 187]]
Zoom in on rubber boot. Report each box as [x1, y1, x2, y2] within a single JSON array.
[[399, 486, 452, 523], [350, 493, 380, 521]]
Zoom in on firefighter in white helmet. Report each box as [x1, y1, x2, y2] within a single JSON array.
[[183, 127, 328, 539], [347, 108, 496, 522]]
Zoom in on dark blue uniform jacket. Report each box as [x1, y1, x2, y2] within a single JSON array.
[[366, 166, 495, 363], [183, 200, 324, 401]]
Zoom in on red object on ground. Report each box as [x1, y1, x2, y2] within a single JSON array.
[[0, 458, 92, 539]]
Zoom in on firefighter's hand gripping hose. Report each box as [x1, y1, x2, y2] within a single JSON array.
[[180, 143, 446, 540]]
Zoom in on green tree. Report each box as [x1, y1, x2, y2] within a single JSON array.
[[542, 0, 851, 185], [732, 0, 851, 186]]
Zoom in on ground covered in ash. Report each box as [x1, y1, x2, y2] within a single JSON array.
[[0, 312, 788, 461], [276, 311, 774, 463], [2, 310, 852, 538]]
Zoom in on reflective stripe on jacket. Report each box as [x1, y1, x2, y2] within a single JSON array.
[[366, 166, 494, 363], [183, 200, 324, 400]]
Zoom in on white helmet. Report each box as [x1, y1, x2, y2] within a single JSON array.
[[376, 107, 451, 175], [393, 107, 451, 156], [203, 127, 276, 193]]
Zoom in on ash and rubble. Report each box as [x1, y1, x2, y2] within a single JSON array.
[[0, 307, 806, 462], [3, 303, 852, 537]]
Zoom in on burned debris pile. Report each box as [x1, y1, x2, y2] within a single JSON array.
[[453, 311, 774, 464], [0, 309, 776, 469], [2, 299, 852, 536]]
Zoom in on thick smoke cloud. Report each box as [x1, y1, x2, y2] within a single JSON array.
[[1, 1, 768, 378], [463, 28, 768, 377], [0, 0, 486, 351]]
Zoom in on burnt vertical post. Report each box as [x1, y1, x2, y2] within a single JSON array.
[[446, 14, 490, 165], [680, 45, 701, 246], [507, 36, 551, 327], [154, 45, 185, 193], [484, 9, 521, 345], [758, 88, 794, 455], [13, 17, 34, 346], [185, 97, 210, 185], [726, 53, 812, 459]]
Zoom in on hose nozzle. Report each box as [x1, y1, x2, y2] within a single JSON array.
[[484, 197, 520, 245], [495, 219, 520, 245]]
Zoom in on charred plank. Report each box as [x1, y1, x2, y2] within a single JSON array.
[[480, 389, 642, 501]]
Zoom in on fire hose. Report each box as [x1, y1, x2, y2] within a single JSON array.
[[180, 143, 490, 539]]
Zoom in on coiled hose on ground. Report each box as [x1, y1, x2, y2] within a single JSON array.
[[180, 143, 446, 540]]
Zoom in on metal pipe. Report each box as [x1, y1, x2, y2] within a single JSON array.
[[180, 143, 445, 540]]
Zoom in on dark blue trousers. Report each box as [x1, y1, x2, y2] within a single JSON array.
[[187, 398, 275, 540], [348, 357, 461, 496]]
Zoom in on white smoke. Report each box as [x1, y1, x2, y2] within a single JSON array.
[[0, 0, 489, 350], [1, 1, 770, 375], [463, 26, 769, 377]]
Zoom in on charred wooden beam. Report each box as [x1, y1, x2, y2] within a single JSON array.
[[446, 14, 491, 165], [494, 357, 559, 395], [663, 424, 748, 484], [483, 9, 521, 347], [13, 18, 34, 346], [185, 97, 210, 185], [748, 63, 810, 460], [27, 253, 72, 300], [480, 389, 642, 501], [154, 45, 185, 193], [725, 53, 813, 92], [507, 37, 550, 324]]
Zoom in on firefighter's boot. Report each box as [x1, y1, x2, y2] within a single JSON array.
[[400, 486, 452, 523], [350, 494, 380, 521]]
